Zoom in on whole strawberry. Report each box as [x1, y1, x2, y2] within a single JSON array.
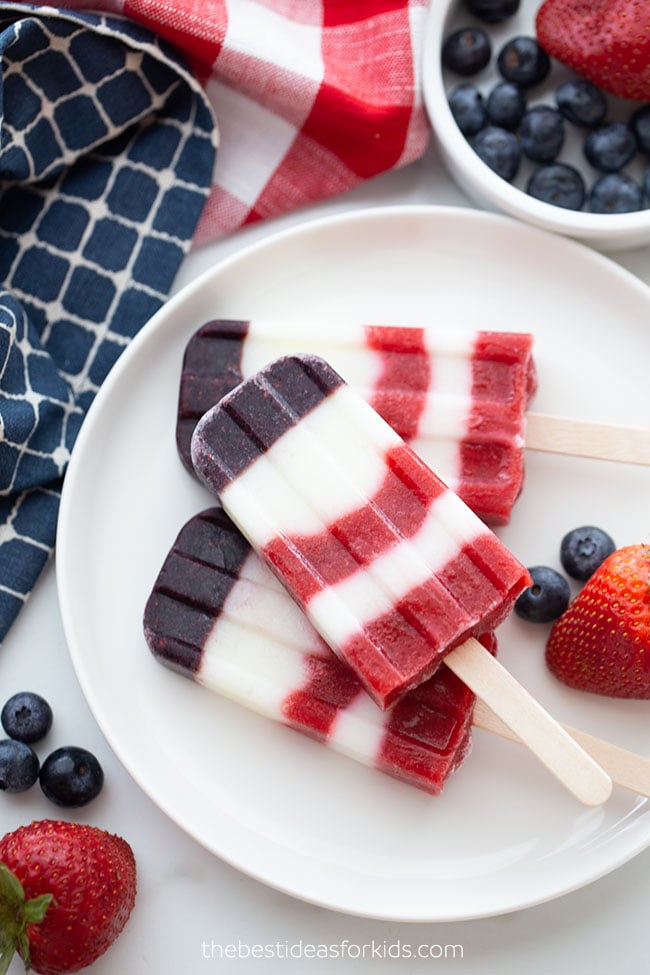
[[546, 545, 650, 698], [536, 0, 650, 101], [0, 819, 136, 974]]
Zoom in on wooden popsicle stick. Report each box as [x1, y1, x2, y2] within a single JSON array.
[[525, 412, 650, 466], [445, 638, 612, 806], [473, 698, 650, 799]]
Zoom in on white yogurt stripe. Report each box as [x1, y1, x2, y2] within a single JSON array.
[[221, 384, 399, 542], [243, 338, 383, 405], [307, 490, 487, 649], [224, 552, 329, 656], [328, 690, 388, 764], [199, 614, 308, 719], [421, 328, 479, 359], [415, 335, 474, 485]]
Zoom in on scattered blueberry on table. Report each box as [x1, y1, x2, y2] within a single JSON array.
[[0, 739, 40, 793], [0, 692, 104, 806], [560, 526, 616, 580], [1, 691, 53, 744], [39, 746, 105, 808], [515, 566, 571, 623]]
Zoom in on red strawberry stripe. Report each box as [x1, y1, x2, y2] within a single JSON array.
[[366, 325, 431, 440], [262, 444, 447, 598]]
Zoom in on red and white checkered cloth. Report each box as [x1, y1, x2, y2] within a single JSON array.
[[43, 0, 431, 244]]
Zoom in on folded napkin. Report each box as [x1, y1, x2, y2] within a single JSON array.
[[0, 2, 218, 638], [49, 0, 431, 241], [0, 0, 430, 641]]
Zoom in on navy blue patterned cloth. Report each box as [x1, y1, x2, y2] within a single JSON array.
[[0, 2, 218, 640]]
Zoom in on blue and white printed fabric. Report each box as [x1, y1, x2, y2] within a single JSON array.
[[0, 2, 218, 640]]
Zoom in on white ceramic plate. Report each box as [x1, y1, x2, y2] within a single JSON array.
[[57, 206, 650, 922]]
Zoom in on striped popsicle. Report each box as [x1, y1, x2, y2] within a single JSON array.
[[190, 353, 531, 709], [177, 320, 536, 525], [144, 508, 487, 795]]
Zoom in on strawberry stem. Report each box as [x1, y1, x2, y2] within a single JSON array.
[[0, 864, 53, 974]]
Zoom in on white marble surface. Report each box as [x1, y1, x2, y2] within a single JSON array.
[[2, 139, 650, 974]]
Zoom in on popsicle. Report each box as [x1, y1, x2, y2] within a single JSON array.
[[143, 508, 487, 795], [190, 353, 613, 805], [177, 320, 536, 525], [144, 510, 650, 798], [190, 352, 531, 708]]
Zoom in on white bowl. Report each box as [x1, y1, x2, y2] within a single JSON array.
[[422, 0, 650, 251]]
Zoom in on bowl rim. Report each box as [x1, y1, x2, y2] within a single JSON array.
[[422, 0, 650, 245]]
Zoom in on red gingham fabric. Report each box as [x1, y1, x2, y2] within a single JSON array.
[[39, 0, 431, 244]]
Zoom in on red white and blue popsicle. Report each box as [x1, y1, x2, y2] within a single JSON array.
[[189, 353, 613, 804], [190, 353, 531, 708], [177, 321, 536, 525], [143, 510, 650, 799], [144, 508, 488, 795]]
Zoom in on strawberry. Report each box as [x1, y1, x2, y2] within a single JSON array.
[[536, 0, 650, 102], [546, 545, 650, 698], [0, 819, 136, 975]]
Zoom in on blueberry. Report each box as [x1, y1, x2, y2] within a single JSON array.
[[555, 80, 607, 128], [630, 104, 650, 155], [39, 746, 104, 807], [590, 172, 644, 213], [515, 567, 570, 623], [1, 691, 53, 743], [584, 122, 637, 173], [0, 739, 40, 793], [560, 526, 616, 581], [463, 0, 520, 22], [527, 164, 585, 210], [470, 125, 520, 180], [497, 37, 550, 88], [520, 105, 565, 162], [442, 27, 492, 77], [486, 81, 526, 130], [643, 167, 650, 202], [448, 83, 486, 136]]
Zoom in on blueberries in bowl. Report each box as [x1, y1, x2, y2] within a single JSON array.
[[527, 164, 585, 210], [590, 173, 645, 213], [584, 122, 637, 173], [486, 81, 526, 129], [470, 126, 520, 180], [442, 27, 492, 76], [463, 0, 520, 22], [440, 6, 650, 216], [630, 105, 650, 154], [497, 36, 550, 88], [555, 79, 607, 128], [448, 83, 487, 135], [519, 105, 564, 162]]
